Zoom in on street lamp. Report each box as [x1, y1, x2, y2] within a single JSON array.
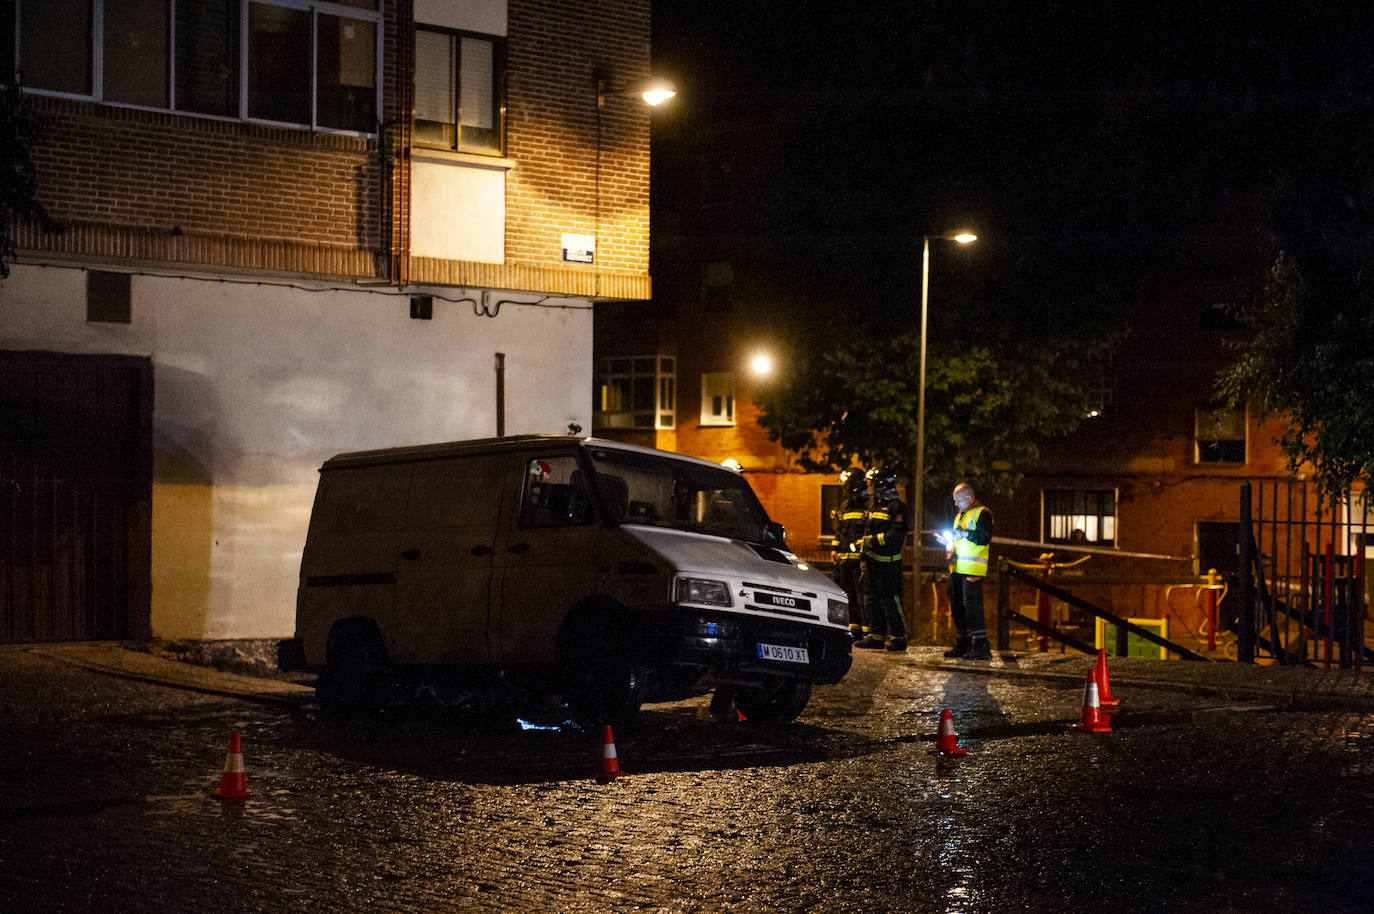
[[912, 231, 976, 623], [593, 74, 676, 266]]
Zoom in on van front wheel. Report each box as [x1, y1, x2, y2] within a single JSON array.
[[734, 678, 812, 724]]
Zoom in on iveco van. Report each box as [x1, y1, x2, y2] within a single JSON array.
[[282, 436, 852, 726]]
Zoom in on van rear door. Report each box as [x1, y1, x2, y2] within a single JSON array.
[[391, 455, 509, 664]]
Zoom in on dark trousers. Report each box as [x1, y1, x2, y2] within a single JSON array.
[[948, 573, 988, 642], [834, 558, 864, 630], [862, 561, 906, 640]]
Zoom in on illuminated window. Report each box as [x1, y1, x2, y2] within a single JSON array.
[[1043, 489, 1115, 545], [414, 26, 505, 154], [596, 356, 675, 430], [1196, 405, 1246, 464], [700, 373, 735, 427]]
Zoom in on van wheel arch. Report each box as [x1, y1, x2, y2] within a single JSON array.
[[319, 617, 389, 714]]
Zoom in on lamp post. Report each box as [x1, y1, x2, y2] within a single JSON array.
[[913, 231, 976, 625], [594, 75, 676, 255]]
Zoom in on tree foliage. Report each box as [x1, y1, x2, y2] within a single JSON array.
[[1218, 251, 1374, 503], [755, 320, 1113, 506], [0, 77, 56, 279]]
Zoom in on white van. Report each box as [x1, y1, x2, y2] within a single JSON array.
[[281, 435, 852, 726]]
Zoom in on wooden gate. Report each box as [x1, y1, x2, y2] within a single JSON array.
[[0, 352, 152, 642]]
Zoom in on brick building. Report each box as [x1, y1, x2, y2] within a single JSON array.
[[2, 0, 656, 647]]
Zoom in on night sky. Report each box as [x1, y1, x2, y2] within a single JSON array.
[[650, 2, 1374, 329]]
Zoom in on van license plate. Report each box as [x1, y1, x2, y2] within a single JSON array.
[[757, 643, 809, 664]]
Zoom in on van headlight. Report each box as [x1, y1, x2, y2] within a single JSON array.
[[828, 599, 848, 625], [675, 577, 733, 607]]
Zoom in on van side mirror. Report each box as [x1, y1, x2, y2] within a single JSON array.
[[762, 521, 787, 548]]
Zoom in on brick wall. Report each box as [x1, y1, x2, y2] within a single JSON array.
[[17, 0, 653, 290], [505, 0, 652, 274]]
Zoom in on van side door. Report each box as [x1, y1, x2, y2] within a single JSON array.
[[492, 453, 602, 663], [391, 455, 508, 664]]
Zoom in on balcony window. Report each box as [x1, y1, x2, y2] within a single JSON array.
[[14, 0, 378, 133]]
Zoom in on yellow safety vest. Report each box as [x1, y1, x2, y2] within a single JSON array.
[[950, 505, 989, 577]]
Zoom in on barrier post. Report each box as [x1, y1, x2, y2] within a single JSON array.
[[997, 560, 1010, 651]]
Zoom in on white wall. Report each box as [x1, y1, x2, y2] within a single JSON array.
[[411, 156, 506, 263], [1, 263, 592, 639], [415, 0, 506, 35]]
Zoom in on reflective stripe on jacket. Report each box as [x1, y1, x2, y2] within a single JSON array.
[[863, 498, 906, 564], [951, 505, 990, 576]]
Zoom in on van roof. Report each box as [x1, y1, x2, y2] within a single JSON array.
[[320, 435, 735, 472]]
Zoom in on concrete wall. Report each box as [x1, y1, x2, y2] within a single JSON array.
[[1, 263, 592, 639]]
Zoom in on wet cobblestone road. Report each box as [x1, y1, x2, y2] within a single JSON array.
[[3, 645, 1374, 912]]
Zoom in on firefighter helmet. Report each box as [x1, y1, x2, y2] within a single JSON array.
[[839, 467, 867, 496], [866, 467, 899, 501]]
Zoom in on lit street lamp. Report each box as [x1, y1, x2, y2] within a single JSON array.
[[912, 231, 976, 624]]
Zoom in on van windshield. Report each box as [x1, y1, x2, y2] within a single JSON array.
[[585, 447, 773, 543]]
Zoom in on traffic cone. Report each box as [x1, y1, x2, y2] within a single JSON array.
[[737, 708, 747, 722], [212, 730, 252, 799], [595, 724, 621, 783], [1094, 649, 1120, 707], [929, 708, 968, 756], [1076, 672, 1112, 733]]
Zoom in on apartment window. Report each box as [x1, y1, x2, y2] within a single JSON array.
[[414, 26, 505, 155], [18, 0, 92, 95], [701, 373, 735, 426], [175, 0, 241, 117], [1196, 405, 1246, 464], [14, 1, 378, 133], [596, 356, 675, 430], [820, 484, 842, 540], [1044, 489, 1115, 545]]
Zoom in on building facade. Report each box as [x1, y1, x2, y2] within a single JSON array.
[[2, 0, 655, 646]]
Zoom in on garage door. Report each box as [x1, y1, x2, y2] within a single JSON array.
[[0, 352, 152, 643]]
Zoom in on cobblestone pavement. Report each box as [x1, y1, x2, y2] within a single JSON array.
[[3, 642, 1374, 913]]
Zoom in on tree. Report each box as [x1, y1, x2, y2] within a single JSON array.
[[755, 318, 1112, 510], [1218, 251, 1374, 504], [0, 77, 56, 279]]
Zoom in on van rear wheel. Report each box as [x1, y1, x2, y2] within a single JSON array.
[[734, 678, 812, 724], [320, 623, 387, 714]]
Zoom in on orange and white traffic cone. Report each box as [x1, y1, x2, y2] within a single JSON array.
[[1076, 671, 1112, 733], [212, 730, 252, 799], [595, 724, 622, 783], [1095, 649, 1119, 707], [929, 708, 968, 756]]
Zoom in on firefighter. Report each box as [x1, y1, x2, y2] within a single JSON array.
[[944, 482, 994, 660], [855, 468, 908, 652], [832, 467, 870, 642]]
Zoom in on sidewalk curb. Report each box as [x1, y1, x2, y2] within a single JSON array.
[[892, 651, 1374, 711]]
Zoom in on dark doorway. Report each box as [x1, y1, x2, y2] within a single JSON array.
[[0, 352, 152, 642]]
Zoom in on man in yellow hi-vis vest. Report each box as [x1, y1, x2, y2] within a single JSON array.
[[943, 482, 994, 660]]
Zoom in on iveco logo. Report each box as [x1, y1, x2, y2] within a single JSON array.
[[774, 596, 797, 607]]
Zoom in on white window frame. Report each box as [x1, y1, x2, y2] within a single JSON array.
[[13, 0, 382, 136], [700, 372, 735, 427], [596, 356, 675, 431]]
